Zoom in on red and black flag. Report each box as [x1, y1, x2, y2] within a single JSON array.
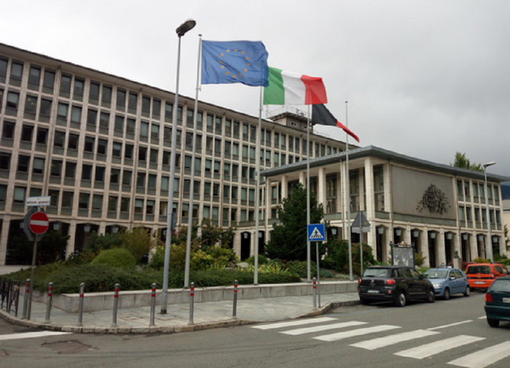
[[312, 104, 360, 142]]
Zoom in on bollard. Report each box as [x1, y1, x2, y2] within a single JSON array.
[[77, 283, 85, 327], [112, 283, 120, 328], [188, 282, 195, 325], [21, 279, 30, 320], [232, 280, 238, 318], [44, 282, 53, 324], [149, 283, 157, 327], [312, 277, 317, 309]]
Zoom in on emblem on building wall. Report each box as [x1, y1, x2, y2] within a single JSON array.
[[416, 184, 450, 214]]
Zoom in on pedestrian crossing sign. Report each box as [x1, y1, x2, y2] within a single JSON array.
[[307, 224, 326, 242]]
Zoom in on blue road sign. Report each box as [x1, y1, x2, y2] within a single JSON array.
[[307, 224, 326, 242]]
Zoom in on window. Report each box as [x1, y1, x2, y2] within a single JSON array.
[[13, 186, 26, 203], [51, 159, 62, 177], [128, 92, 138, 113], [102, 85, 112, 105], [57, 102, 69, 121], [32, 157, 44, 174], [84, 136, 95, 152], [10, 62, 23, 85], [28, 66, 41, 90], [74, 78, 84, 100], [112, 142, 122, 158], [95, 166, 105, 183], [122, 170, 132, 185], [39, 98, 52, 118], [71, 105, 82, 124], [108, 196, 118, 212], [61, 191, 73, 208], [89, 82, 100, 104], [115, 115, 124, 132], [0, 152, 11, 170], [116, 89, 126, 110], [6, 91, 20, 114], [82, 164, 93, 180], [21, 125, 34, 142], [97, 139, 107, 155], [142, 95, 151, 115], [42, 70, 55, 92], [36, 127, 48, 144], [60, 74, 72, 97], [0, 58, 7, 83], [99, 112, 110, 130], [17, 155, 30, 172], [87, 109, 98, 128], [79, 193, 90, 209], [65, 161, 76, 178], [2, 121, 15, 139], [54, 131, 65, 147]]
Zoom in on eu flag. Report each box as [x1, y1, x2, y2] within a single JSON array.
[[201, 40, 269, 87]]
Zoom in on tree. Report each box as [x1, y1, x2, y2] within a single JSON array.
[[265, 183, 324, 261], [451, 152, 483, 172]]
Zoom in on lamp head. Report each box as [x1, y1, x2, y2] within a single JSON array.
[[176, 19, 196, 37], [483, 161, 496, 169]]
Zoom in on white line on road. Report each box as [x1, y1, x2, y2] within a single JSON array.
[[313, 325, 401, 342], [0, 331, 71, 341], [281, 321, 367, 336], [251, 317, 337, 330], [448, 341, 510, 368], [350, 329, 440, 350], [395, 335, 485, 359], [427, 320, 473, 330]]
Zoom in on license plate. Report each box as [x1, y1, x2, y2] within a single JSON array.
[[367, 290, 379, 294], [503, 298, 510, 303], [475, 282, 485, 285]]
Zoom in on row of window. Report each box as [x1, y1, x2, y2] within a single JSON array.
[[456, 179, 500, 204]]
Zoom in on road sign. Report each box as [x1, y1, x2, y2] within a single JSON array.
[[352, 212, 371, 233], [28, 211, 49, 235], [307, 224, 326, 242], [26, 196, 51, 207]]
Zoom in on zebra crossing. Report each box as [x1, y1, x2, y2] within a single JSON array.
[[251, 317, 510, 368]]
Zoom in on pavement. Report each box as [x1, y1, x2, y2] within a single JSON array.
[[0, 291, 360, 334]]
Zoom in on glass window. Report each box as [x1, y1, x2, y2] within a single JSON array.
[[54, 131, 65, 147], [60, 74, 72, 96], [51, 159, 62, 176], [10, 62, 23, 85], [116, 89, 126, 110], [43, 70, 55, 92], [0, 58, 7, 83], [6, 91, 20, 113], [82, 164, 93, 180], [71, 106, 82, 124], [87, 109, 97, 128], [102, 85, 112, 105], [89, 82, 100, 103], [65, 161, 76, 178], [79, 193, 90, 209], [13, 186, 26, 203], [74, 78, 84, 99], [17, 155, 30, 172], [0, 152, 10, 170], [36, 127, 48, 144], [28, 66, 41, 89], [128, 92, 138, 113], [2, 120, 14, 139], [33, 157, 44, 174], [39, 98, 52, 118], [21, 125, 34, 142]]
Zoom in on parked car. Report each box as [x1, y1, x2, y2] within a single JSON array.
[[484, 276, 510, 328], [358, 265, 435, 307], [423, 267, 470, 299], [465, 263, 508, 291]]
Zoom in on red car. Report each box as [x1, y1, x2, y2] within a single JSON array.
[[465, 263, 508, 291]]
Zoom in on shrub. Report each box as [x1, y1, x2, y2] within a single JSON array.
[[246, 254, 268, 265], [91, 248, 136, 269], [473, 257, 490, 263]]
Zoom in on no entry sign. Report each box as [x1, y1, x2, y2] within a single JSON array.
[[28, 211, 49, 235]]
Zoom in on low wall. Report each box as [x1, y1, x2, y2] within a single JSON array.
[[33, 281, 358, 312]]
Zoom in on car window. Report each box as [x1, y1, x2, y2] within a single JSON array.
[[423, 269, 448, 279], [363, 268, 389, 277], [398, 268, 412, 278], [495, 266, 504, 274], [466, 265, 491, 274], [409, 269, 420, 279], [489, 280, 510, 293], [454, 270, 464, 279]]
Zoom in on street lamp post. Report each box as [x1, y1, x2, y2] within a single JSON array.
[[161, 19, 196, 314], [483, 161, 496, 263]]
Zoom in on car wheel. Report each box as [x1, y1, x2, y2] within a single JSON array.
[[443, 288, 450, 300], [464, 286, 471, 297], [426, 290, 435, 303], [394, 292, 407, 307], [487, 318, 500, 328]]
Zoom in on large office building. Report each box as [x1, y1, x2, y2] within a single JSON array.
[[260, 146, 509, 268], [0, 43, 347, 265]]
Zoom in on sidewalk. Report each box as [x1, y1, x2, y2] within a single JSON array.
[[0, 291, 360, 334]]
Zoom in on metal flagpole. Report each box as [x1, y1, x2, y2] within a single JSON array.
[[306, 105, 311, 282], [184, 34, 202, 288], [253, 86, 263, 285], [345, 101, 353, 281]]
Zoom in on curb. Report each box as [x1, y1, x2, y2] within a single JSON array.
[[0, 300, 360, 334]]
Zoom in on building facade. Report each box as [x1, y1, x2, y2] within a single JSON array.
[[260, 146, 509, 269], [0, 43, 347, 265]]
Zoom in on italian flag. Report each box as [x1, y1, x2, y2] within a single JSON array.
[[263, 67, 328, 105]]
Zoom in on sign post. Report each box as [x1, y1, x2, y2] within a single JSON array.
[[23, 205, 50, 320], [307, 224, 326, 308], [351, 212, 371, 276]]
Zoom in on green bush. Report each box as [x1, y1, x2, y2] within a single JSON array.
[[177, 268, 301, 287], [246, 254, 269, 265], [91, 248, 136, 269]]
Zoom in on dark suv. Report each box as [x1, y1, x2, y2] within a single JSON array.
[[358, 266, 435, 307]]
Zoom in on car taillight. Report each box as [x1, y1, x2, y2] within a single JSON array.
[[486, 293, 493, 302], [358, 278, 361, 284], [386, 279, 396, 285]]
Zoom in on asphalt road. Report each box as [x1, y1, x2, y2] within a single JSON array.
[[1, 292, 509, 368]]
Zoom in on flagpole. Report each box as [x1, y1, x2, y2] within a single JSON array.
[[184, 34, 202, 288], [306, 104, 311, 282], [253, 86, 263, 285], [345, 101, 353, 281]]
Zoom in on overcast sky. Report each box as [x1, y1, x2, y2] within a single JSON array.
[[1, 0, 508, 178]]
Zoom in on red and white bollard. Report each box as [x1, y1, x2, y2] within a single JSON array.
[[233, 280, 238, 318], [188, 282, 195, 325], [149, 283, 157, 327], [45, 282, 53, 324], [312, 277, 317, 309], [112, 283, 120, 327]]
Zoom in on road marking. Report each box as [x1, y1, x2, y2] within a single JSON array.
[[0, 331, 71, 341], [281, 321, 367, 336], [313, 325, 401, 342], [448, 341, 510, 368], [395, 335, 485, 359], [427, 320, 473, 330], [350, 329, 439, 350], [251, 317, 337, 330]]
